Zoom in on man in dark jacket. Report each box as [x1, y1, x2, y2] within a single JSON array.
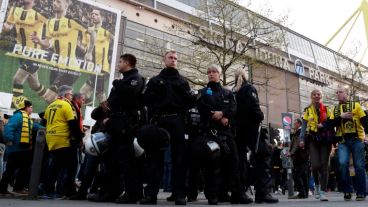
[[141, 50, 196, 205], [94, 54, 145, 203], [234, 69, 278, 204], [69, 105, 106, 200], [289, 118, 309, 199]]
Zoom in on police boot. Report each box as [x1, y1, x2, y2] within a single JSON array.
[[175, 196, 187, 205], [230, 193, 253, 204], [91, 193, 115, 202], [139, 196, 157, 205], [255, 193, 279, 204], [187, 191, 198, 202], [218, 192, 230, 202], [208, 196, 218, 205], [69, 192, 87, 200], [115, 193, 137, 204]]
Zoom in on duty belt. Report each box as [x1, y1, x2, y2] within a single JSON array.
[[110, 111, 137, 117], [159, 113, 179, 118]]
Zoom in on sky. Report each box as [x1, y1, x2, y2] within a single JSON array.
[[239, 0, 367, 64]]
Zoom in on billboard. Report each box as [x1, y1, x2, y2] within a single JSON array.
[[0, 0, 121, 112]]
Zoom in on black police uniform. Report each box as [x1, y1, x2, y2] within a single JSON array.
[[142, 67, 195, 205], [185, 107, 204, 201], [196, 81, 247, 204], [235, 82, 278, 203], [98, 68, 145, 203]]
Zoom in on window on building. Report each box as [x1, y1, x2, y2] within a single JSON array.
[[156, 2, 191, 19], [176, 0, 205, 9], [124, 21, 206, 80], [311, 43, 338, 72], [135, 0, 155, 8], [286, 32, 315, 63]]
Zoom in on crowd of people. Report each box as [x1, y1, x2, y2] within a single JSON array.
[[271, 88, 368, 202], [0, 50, 367, 206]]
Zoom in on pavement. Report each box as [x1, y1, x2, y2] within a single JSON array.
[[0, 191, 367, 207]]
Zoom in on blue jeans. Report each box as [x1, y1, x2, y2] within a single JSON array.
[[338, 138, 366, 195]]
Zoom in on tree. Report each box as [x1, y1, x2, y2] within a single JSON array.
[[335, 42, 368, 102], [169, 0, 288, 87]]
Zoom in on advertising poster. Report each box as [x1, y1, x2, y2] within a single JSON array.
[[0, 0, 121, 112]]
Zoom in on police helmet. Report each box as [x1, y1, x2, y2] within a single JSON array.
[[133, 137, 145, 157], [84, 132, 110, 156], [136, 124, 170, 151]]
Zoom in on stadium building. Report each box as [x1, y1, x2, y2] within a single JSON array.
[[0, 0, 367, 130], [112, 0, 368, 128]]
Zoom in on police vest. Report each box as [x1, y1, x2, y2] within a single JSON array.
[[20, 111, 33, 144], [303, 104, 330, 133], [332, 102, 365, 140]]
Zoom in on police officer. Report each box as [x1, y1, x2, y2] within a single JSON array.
[[196, 65, 252, 205], [141, 50, 196, 205], [96, 54, 145, 203], [234, 68, 278, 204], [186, 107, 203, 202]]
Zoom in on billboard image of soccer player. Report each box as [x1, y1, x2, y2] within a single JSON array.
[[0, 0, 121, 112]]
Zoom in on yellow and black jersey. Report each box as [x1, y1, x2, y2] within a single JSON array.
[[46, 17, 87, 66], [86, 26, 112, 73], [330, 102, 366, 140], [303, 105, 331, 133], [44, 98, 76, 151], [6, 6, 46, 48]]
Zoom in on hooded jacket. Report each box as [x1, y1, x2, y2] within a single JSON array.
[[4, 110, 43, 153]]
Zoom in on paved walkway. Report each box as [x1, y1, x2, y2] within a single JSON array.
[[0, 191, 367, 206]]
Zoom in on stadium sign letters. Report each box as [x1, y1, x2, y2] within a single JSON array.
[[309, 68, 330, 85], [256, 48, 290, 71], [197, 26, 248, 53]]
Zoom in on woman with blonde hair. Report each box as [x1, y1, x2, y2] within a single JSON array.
[[299, 89, 333, 201]]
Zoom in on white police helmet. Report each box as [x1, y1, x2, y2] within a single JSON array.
[[84, 132, 110, 156], [133, 138, 145, 157]]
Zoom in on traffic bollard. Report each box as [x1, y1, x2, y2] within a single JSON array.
[[0, 143, 5, 181], [27, 128, 46, 200]]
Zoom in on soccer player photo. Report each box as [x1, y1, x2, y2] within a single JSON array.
[[0, 0, 121, 112]]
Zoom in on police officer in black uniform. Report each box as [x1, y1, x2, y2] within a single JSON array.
[[96, 54, 145, 203], [186, 107, 204, 202], [196, 65, 252, 205], [141, 50, 196, 205], [234, 68, 278, 204]]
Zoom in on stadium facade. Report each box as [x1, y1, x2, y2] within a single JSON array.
[[113, 0, 368, 128], [1, 0, 367, 129]]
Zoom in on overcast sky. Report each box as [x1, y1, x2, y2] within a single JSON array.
[[240, 0, 367, 63]]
